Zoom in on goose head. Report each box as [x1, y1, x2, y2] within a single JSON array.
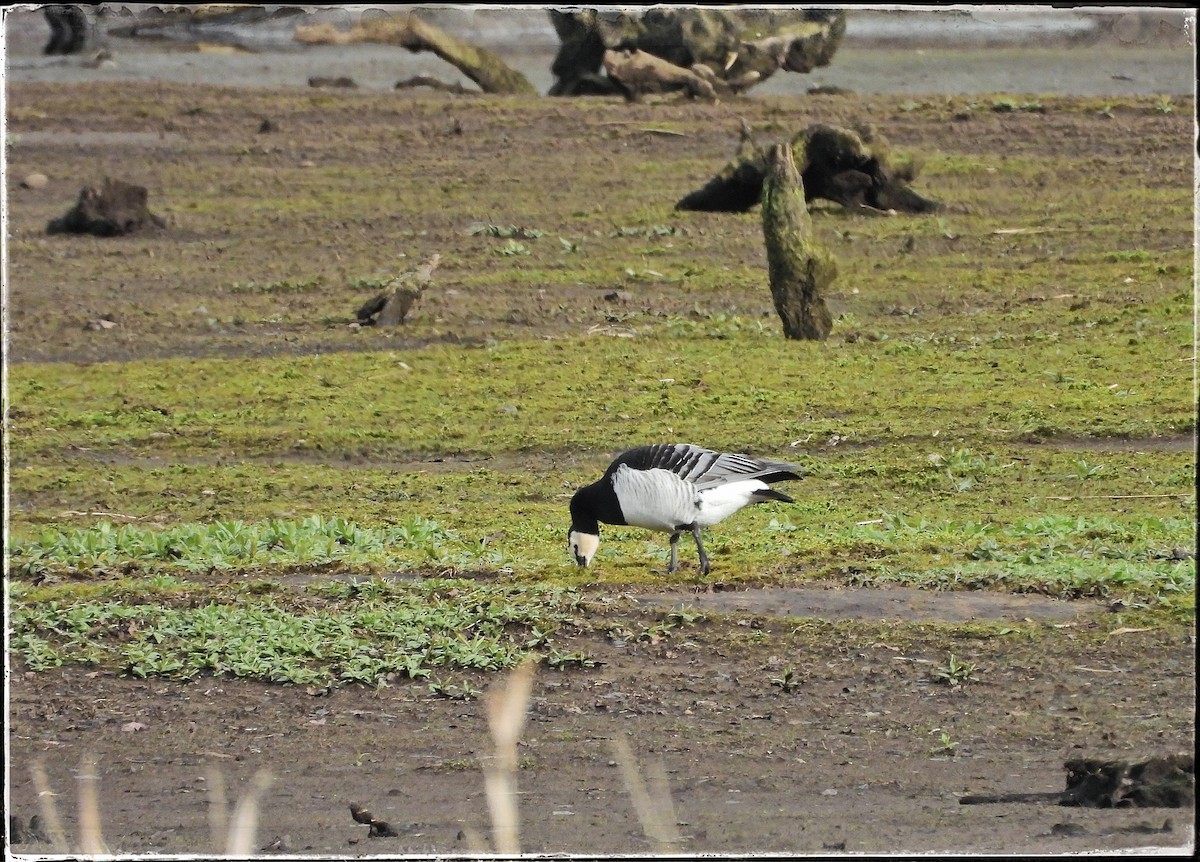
[[567, 528, 599, 567]]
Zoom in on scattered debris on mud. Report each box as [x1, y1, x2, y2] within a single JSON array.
[[355, 254, 442, 327], [349, 803, 401, 838]]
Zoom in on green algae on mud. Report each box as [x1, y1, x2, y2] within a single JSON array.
[[5, 83, 1195, 620], [6, 312, 1194, 460], [3, 75, 1196, 860]]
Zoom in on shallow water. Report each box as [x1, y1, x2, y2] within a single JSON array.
[[3, 7, 1195, 97]]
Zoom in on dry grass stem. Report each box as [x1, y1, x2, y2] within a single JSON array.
[[460, 824, 490, 854], [29, 761, 70, 852], [206, 765, 229, 852], [482, 656, 537, 853], [76, 752, 108, 855], [611, 735, 684, 853], [225, 770, 273, 856]]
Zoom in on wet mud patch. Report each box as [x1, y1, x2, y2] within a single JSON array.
[[639, 582, 1099, 623]]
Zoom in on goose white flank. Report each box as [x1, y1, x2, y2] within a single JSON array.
[[568, 443, 805, 574]]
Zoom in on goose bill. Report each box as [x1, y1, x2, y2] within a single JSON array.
[[569, 530, 600, 567]]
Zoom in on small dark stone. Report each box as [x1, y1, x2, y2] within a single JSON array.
[[308, 76, 357, 89]]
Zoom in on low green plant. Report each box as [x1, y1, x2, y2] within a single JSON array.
[[932, 654, 978, 688], [929, 730, 960, 757], [8, 578, 586, 687], [496, 240, 530, 256], [227, 278, 321, 294], [769, 668, 801, 693], [468, 222, 544, 239]]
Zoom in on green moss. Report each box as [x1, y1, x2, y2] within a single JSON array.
[[5, 84, 1194, 672]]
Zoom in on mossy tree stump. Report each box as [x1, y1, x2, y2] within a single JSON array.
[[761, 143, 837, 341], [677, 122, 942, 214], [46, 177, 166, 237]]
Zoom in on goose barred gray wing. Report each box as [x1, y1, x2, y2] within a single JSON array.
[[608, 443, 802, 489]]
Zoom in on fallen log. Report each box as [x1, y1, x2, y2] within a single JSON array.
[[676, 122, 943, 214], [46, 177, 166, 236], [959, 755, 1194, 809], [294, 15, 535, 96], [761, 143, 837, 341]]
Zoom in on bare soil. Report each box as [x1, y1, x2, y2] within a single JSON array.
[[4, 71, 1196, 856], [6, 595, 1195, 856]]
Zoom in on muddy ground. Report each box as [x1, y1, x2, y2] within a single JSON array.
[[4, 37, 1197, 859], [6, 592, 1196, 856]]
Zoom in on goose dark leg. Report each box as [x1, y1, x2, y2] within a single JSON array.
[[668, 531, 681, 573], [691, 525, 710, 575]]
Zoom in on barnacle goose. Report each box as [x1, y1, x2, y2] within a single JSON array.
[[568, 443, 804, 574]]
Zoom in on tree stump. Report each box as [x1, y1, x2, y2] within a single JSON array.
[[761, 143, 836, 341], [46, 178, 166, 236], [43, 5, 90, 55], [677, 122, 942, 214]]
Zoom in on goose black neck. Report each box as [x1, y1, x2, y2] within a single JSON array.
[[570, 480, 625, 531]]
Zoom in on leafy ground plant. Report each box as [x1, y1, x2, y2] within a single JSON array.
[[8, 577, 587, 688]]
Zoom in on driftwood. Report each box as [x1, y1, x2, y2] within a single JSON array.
[[677, 122, 942, 215], [43, 5, 90, 55], [107, 5, 302, 48], [959, 755, 1194, 809], [602, 49, 717, 103], [294, 15, 535, 96], [761, 143, 837, 341], [549, 9, 845, 98], [46, 177, 166, 237], [355, 254, 441, 327]]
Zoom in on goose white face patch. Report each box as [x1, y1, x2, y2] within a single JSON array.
[[569, 531, 600, 567]]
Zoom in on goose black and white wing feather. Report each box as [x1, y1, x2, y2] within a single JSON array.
[[607, 443, 802, 489]]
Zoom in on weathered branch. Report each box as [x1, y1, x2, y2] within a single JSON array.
[[294, 15, 536, 96], [602, 49, 717, 103]]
